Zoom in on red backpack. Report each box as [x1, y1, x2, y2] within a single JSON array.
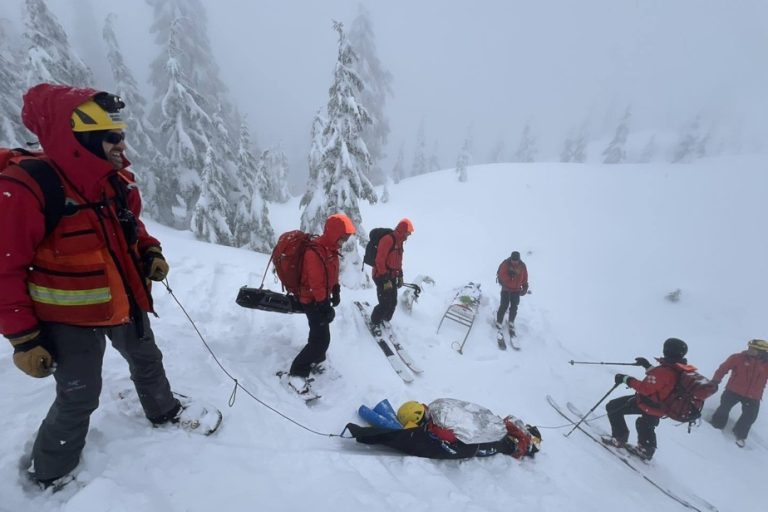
[[270, 230, 318, 295], [660, 365, 718, 424]]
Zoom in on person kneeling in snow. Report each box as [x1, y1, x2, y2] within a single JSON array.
[[346, 398, 541, 460]]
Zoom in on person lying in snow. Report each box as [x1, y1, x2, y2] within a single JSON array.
[[345, 398, 541, 460]]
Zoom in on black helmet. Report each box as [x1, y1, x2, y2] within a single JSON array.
[[663, 338, 688, 360], [510, 251, 521, 261]]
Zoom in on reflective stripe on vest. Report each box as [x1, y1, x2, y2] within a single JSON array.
[[28, 283, 111, 306]]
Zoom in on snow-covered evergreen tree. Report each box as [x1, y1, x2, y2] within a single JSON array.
[[672, 116, 705, 163], [300, 111, 330, 232], [391, 144, 405, 184], [231, 120, 274, 251], [0, 21, 28, 146], [299, 21, 377, 288], [103, 13, 165, 220], [560, 125, 588, 163], [560, 137, 575, 163], [602, 107, 631, 164], [349, 4, 393, 186], [428, 140, 441, 172], [638, 135, 657, 163], [23, 0, 93, 87], [411, 122, 427, 177], [260, 144, 291, 203], [156, 19, 212, 227], [489, 138, 506, 163], [191, 146, 233, 245], [455, 137, 472, 183], [514, 123, 537, 162]]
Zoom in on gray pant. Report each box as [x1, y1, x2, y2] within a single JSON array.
[[31, 313, 176, 481]]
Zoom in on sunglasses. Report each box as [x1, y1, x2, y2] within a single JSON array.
[[103, 131, 126, 144]]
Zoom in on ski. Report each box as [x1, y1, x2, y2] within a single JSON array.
[[547, 396, 718, 512], [388, 334, 423, 373], [354, 301, 414, 383], [276, 371, 321, 404]]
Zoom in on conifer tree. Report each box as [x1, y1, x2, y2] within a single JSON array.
[[672, 115, 703, 163], [411, 122, 427, 176], [428, 140, 441, 172], [489, 138, 506, 163], [514, 123, 537, 162], [391, 144, 405, 184], [191, 146, 233, 245], [0, 23, 28, 146], [560, 125, 588, 163], [602, 107, 631, 164], [231, 120, 274, 251], [456, 137, 472, 183], [103, 13, 165, 219], [349, 5, 393, 186], [260, 144, 291, 203], [300, 21, 377, 287], [300, 111, 330, 233], [23, 0, 93, 87], [638, 135, 657, 163]]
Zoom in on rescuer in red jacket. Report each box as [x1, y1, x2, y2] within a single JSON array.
[[287, 213, 356, 394], [602, 338, 690, 460], [0, 84, 202, 488], [495, 251, 529, 336], [710, 339, 768, 447], [370, 218, 414, 331]]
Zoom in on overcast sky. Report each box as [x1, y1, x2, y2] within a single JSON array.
[[8, 0, 768, 186]]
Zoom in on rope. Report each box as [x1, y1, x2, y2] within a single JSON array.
[[160, 278, 352, 439]]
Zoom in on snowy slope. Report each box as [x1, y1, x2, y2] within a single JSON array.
[[0, 158, 765, 512]]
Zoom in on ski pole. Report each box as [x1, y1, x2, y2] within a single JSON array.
[[401, 283, 422, 299], [565, 382, 620, 437], [569, 360, 640, 366]]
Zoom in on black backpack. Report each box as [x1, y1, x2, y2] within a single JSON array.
[[362, 227, 393, 267]]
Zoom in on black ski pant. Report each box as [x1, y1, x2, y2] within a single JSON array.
[[606, 395, 660, 455], [290, 307, 332, 378], [371, 278, 398, 326], [31, 313, 177, 481], [496, 290, 520, 325], [710, 389, 760, 440]]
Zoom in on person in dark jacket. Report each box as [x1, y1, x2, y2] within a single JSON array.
[[0, 84, 215, 490], [495, 251, 528, 336], [603, 338, 691, 460], [710, 339, 768, 447], [287, 213, 356, 394], [370, 218, 414, 332]]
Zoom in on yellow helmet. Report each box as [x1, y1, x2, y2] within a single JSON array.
[[748, 339, 768, 352], [71, 92, 126, 132], [397, 401, 426, 427]]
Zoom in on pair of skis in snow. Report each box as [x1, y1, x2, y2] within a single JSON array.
[[496, 322, 520, 351], [547, 396, 719, 512], [354, 301, 422, 383]]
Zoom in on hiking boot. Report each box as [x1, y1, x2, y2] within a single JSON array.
[[309, 362, 326, 375], [371, 322, 383, 337], [149, 395, 222, 436], [35, 473, 75, 492], [627, 444, 654, 461], [494, 320, 502, 330], [288, 375, 311, 395], [735, 438, 746, 448], [601, 436, 626, 448]]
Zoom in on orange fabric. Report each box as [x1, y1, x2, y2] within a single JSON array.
[[373, 229, 408, 279], [497, 259, 528, 292], [297, 215, 348, 304], [713, 352, 768, 401]]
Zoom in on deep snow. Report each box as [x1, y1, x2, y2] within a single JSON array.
[[0, 158, 765, 512]]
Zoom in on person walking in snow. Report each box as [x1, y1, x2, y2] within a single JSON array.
[[602, 338, 691, 460], [348, 398, 542, 460], [495, 251, 528, 336], [287, 213, 356, 394], [370, 218, 414, 333], [709, 339, 768, 447], [0, 84, 216, 490]]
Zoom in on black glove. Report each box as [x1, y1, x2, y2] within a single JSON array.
[[307, 300, 335, 323], [614, 374, 631, 386], [331, 284, 341, 307], [395, 276, 403, 288], [520, 284, 529, 296], [634, 357, 651, 369]]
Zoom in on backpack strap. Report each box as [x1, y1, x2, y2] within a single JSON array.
[[9, 158, 66, 237]]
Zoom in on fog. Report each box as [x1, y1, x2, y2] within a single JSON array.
[[8, 0, 768, 188]]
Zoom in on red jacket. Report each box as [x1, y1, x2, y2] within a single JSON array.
[[629, 359, 686, 417], [0, 84, 158, 338], [712, 352, 768, 401], [297, 216, 345, 304], [372, 220, 409, 280], [497, 259, 528, 293]]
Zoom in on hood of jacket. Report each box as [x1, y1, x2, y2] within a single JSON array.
[[21, 83, 130, 201]]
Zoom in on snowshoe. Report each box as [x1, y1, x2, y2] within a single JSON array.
[[277, 371, 321, 403], [172, 393, 223, 436], [624, 444, 654, 461], [735, 439, 746, 448]]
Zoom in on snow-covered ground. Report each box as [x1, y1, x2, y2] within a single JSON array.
[[1, 158, 765, 512]]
